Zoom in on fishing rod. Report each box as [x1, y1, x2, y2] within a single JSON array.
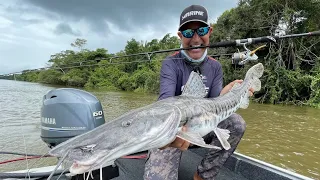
[[46, 53, 234, 69], [93, 30, 320, 66], [26, 30, 311, 72], [0, 54, 234, 76], [98, 31, 320, 58], [1, 31, 319, 76], [50, 53, 233, 69]]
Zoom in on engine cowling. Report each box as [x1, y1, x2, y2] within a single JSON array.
[[40, 88, 105, 148]]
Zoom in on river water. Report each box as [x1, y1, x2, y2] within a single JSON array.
[[0, 79, 319, 179]]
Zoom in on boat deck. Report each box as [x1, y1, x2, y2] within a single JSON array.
[[114, 148, 247, 180], [3, 147, 311, 180], [114, 147, 311, 180]]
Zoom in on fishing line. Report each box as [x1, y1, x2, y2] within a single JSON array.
[[25, 152, 54, 178], [48, 53, 233, 68], [27, 54, 232, 73], [0, 151, 47, 156], [0, 156, 49, 165], [0, 54, 232, 76], [22, 134, 31, 180]]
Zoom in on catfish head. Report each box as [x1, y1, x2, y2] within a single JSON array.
[[48, 101, 182, 175]]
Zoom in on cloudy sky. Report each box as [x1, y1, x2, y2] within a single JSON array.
[[0, 0, 238, 74]]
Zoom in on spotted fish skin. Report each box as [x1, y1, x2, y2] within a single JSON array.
[[174, 63, 263, 150], [48, 63, 264, 175]]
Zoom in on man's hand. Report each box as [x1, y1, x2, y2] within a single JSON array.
[[220, 79, 254, 96], [159, 126, 190, 151], [193, 172, 203, 180]]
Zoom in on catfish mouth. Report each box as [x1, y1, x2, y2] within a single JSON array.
[[73, 155, 100, 166], [68, 144, 125, 174], [70, 162, 91, 174], [69, 156, 104, 175]]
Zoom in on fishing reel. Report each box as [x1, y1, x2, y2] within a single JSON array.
[[232, 43, 267, 65]]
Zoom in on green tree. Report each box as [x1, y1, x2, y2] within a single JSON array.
[[210, 0, 320, 106], [71, 38, 87, 51]]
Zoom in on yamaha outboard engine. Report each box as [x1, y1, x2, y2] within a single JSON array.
[[40, 88, 119, 179], [40, 88, 105, 147]]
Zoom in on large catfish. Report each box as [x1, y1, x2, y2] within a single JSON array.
[[48, 63, 264, 176]]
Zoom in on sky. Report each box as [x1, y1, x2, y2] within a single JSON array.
[[0, 0, 238, 74]]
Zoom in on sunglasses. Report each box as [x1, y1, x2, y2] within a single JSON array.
[[180, 26, 210, 38]]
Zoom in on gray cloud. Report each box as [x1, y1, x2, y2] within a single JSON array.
[[0, 0, 238, 74], [2, 12, 42, 27], [24, 0, 238, 34], [54, 22, 81, 36], [4, 1, 59, 22], [21, 18, 42, 25]]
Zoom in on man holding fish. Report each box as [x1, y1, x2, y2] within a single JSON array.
[[47, 4, 260, 180], [143, 4, 255, 180]]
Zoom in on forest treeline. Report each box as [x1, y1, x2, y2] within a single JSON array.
[[1, 0, 320, 107]]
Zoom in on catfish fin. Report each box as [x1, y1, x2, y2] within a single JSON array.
[[176, 130, 221, 150], [213, 128, 231, 150], [251, 77, 261, 91], [181, 71, 207, 98]]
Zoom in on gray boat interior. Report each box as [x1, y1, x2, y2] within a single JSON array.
[[42, 147, 311, 180], [113, 148, 310, 180]]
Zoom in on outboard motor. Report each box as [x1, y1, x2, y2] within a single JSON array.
[[40, 88, 119, 180], [40, 88, 105, 148]]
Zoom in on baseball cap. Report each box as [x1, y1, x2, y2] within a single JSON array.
[[178, 5, 209, 31]]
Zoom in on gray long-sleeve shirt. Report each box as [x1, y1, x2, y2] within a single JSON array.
[[158, 51, 224, 101]]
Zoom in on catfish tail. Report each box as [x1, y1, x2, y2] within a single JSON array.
[[244, 63, 264, 92]]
